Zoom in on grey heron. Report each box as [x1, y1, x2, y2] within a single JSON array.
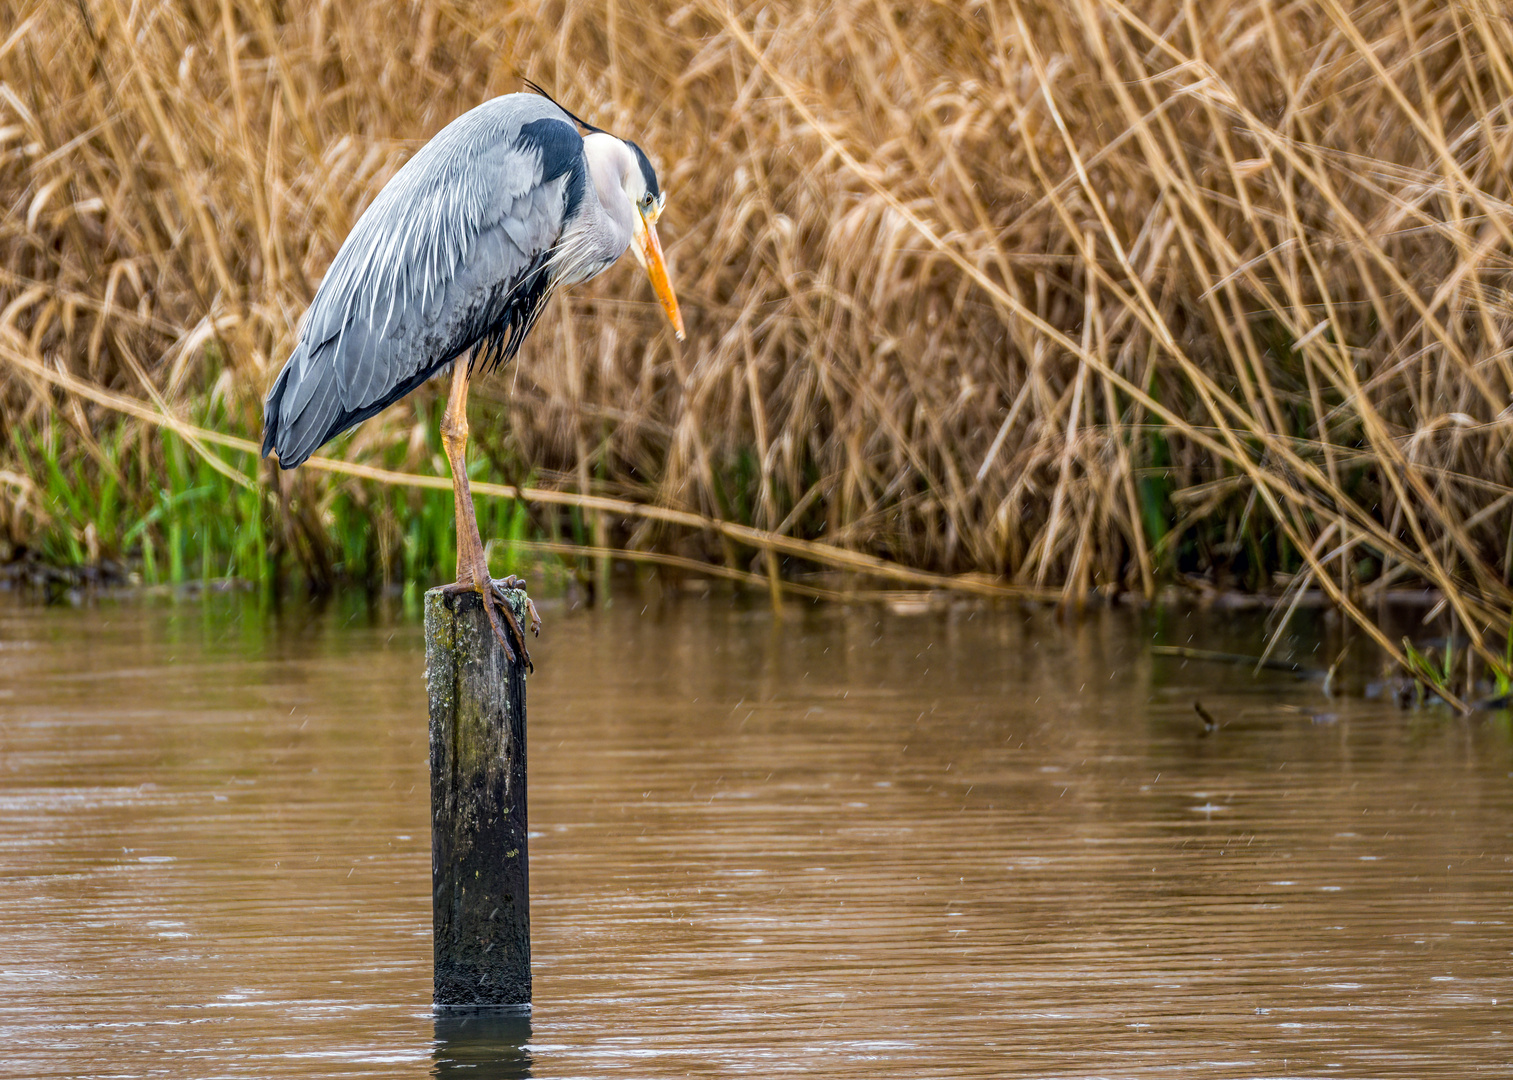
[[261, 86, 685, 665]]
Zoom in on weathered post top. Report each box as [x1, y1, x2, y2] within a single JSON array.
[[426, 586, 531, 1010]]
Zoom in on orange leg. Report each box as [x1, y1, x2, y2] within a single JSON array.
[[438, 358, 538, 667]]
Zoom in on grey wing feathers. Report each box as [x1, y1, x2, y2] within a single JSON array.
[[262, 94, 584, 468]]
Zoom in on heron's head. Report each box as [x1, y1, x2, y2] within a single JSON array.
[[583, 132, 685, 340]]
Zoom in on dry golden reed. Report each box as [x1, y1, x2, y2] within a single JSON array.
[[2, 1, 1512, 683]]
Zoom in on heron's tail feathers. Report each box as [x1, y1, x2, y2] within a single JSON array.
[[260, 362, 290, 461], [261, 341, 337, 470], [262, 338, 451, 470]]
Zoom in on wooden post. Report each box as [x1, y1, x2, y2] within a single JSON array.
[[426, 586, 531, 1009]]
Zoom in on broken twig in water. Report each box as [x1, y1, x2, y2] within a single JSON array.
[[1151, 645, 1325, 679]]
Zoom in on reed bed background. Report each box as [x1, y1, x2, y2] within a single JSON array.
[[2, 0, 1512, 691]]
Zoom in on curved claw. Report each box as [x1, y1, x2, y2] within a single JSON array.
[[482, 588, 522, 667], [442, 577, 531, 671], [493, 575, 543, 638], [487, 579, 534, 672]]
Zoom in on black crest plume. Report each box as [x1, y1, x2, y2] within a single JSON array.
[[522, 79, 607, 135]]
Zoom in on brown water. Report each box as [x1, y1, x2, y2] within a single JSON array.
[[0, 588, 1510, 1078]]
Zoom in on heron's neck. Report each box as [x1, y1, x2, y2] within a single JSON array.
[[582, 133, 636, 253]]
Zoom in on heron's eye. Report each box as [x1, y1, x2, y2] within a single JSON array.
[[640, 193, 655, 209]]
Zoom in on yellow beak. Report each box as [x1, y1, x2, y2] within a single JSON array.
[[633, 209, 685, 340]]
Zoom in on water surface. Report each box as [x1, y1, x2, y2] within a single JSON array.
[[1, 588, 1510, 1077]]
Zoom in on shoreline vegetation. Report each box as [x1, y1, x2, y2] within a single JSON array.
[[3, 1, 1512, 706]]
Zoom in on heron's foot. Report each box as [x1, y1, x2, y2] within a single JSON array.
[[495, 575, 542, 638], [441, 574, 533, 672]]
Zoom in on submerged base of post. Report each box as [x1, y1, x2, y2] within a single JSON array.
[[426, 586, 531, 1009]]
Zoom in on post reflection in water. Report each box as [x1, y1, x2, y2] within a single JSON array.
[[432, 1010, 532, 1079], [0, 588, 1509, 1078]]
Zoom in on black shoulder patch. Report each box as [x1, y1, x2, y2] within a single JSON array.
[[517, 117, 588, 221], [625, 140, 660, 201]]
